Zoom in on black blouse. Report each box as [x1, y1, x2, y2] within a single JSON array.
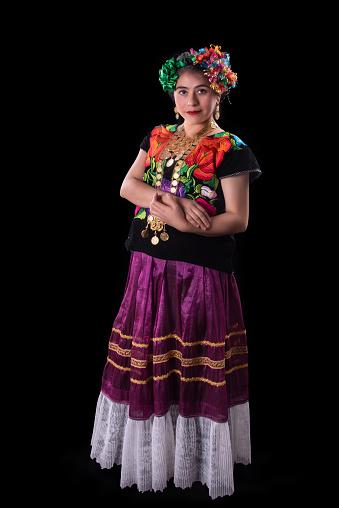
[[125, 125, 261, 273]]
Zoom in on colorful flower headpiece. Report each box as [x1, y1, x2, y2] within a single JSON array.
[[159, 44, 238, 96]]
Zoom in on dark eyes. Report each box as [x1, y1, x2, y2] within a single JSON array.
[[178, 89, 207, 95]]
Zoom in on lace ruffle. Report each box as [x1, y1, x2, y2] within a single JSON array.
[[90, 392, 250, 499]]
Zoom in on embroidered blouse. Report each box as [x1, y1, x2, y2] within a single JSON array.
[[125, 124, 261, 272]]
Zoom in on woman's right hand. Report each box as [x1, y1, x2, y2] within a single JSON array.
[[174, 196, 211, 230]]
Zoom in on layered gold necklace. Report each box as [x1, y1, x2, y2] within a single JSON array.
[[141, 121, 218, 245], [155, 120, 218, 195]]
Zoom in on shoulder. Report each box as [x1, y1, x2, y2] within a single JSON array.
[[150, 124, 177, 149], [151, 124, 177, 137], [198, 131, 247, 168], [201, 131, 247, 157], [213, 131, 247, 150], [140, 124, 176, 153], [144, 124, 177, 148], [214, 132, 261, 183], [142, 124, 178, 162]]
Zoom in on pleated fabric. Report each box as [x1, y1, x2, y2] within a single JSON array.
[[91, 251, 251, 498], [91, 392, 251, 499], [101, 251, 249, 423]]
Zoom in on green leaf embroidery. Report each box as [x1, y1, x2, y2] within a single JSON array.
[[215, 131, 230, 138], [203, 175, 216, 188], [180, 176, 190, 184], [184, 182, 192, 194], [135, 208, 146, 220], [230, 138, 242, 150], [180, 163, 188, 176], [195, 184, 202, 194], [150, 157, 156, 172], [187, 164, 198, 179], [166, 124, 177, 132]]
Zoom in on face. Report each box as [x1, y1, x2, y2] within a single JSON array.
[[174, 70, 219, 126]]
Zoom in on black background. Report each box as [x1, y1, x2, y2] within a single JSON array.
[[45, 8, 315, 504]]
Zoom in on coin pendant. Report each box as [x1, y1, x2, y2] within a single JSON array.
[[166, 158, 174, 167], [141, 229, 149, 238], [151, 235, 159, 245], [160, 232, 169, 241]]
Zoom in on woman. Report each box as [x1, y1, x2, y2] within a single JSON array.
[[91, 45, 261, 499]]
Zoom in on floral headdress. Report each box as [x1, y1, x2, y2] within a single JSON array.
[[159, 44, 238, 96]]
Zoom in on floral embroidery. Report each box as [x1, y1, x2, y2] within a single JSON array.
[[201, 186, 217, 199], [145, 124, 176, 167], [185, 144, 215, 181], [136, 124, 246, 219], [196, 198, 217, 217]]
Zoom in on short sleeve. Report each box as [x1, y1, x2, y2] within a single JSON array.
[[216, 146, 261, 184], [140, 130, 152, 152]]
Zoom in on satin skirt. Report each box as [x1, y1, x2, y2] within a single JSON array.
[[91, 251, 251, 498]]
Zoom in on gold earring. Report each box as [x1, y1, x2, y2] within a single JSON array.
[[174, 107, 179, 120], [215, 104, 220, 121]]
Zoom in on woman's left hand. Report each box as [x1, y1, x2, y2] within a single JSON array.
[[150, 193, 188, 232]]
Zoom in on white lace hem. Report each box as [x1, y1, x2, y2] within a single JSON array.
[[90, 392, 251, 499]]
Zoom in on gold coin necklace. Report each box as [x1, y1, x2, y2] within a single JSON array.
[[155, 121, 218, 195], [141, 121, 218, 245]]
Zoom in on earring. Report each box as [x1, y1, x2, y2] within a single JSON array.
[[174, 107, 179, 120], [215, 104, 220, 121]]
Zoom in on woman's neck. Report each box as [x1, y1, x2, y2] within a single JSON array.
[[183, 118, 220, 138]]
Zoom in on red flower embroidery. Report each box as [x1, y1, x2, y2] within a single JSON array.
[[196, 197, 217, 216], [146, 125, 173, 166], [199, 136, 232, 167], [185, 134, 232, 181], [186, 144, 215, 181]]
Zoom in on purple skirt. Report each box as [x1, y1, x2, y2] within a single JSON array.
[[101, 251, 249, 424]]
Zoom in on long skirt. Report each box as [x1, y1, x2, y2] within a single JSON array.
[[90, 251, 251, 499]]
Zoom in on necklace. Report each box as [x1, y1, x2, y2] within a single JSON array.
[[155, 120, 218, 195], [141, 121, 218, 246]]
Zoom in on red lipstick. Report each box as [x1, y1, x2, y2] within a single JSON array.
[[186, 110, 201, 116]]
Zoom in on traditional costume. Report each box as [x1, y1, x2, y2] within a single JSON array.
[[91, 45, 261, 499]]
